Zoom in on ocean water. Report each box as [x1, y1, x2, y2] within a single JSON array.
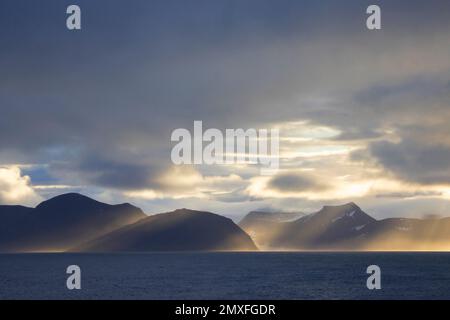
[[0, 252, 449, 300]]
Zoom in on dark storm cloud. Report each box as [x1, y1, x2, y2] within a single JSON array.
[[354, 77, 449, 106], [1, 0, 450, 196], [77, 159, 158, 190], [48, 156, 170, 190], [269, 173, 329, 192], [347, 73, 450, 186], [370, 139, 450, 185]]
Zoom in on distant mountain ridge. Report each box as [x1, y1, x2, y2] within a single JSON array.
[[239, 203, 450, 251], [2, 193, 450, 252], [269, 203, 376, 249], [240, 211, 305, 224], [239, 210, 305, 248]]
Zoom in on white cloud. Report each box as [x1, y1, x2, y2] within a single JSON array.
[[124, 165, 247, 201], [0, 166, 42, 206]]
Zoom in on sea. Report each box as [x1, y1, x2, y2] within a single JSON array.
[[0, 252, 449, 300]]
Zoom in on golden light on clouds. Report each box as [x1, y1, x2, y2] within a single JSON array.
[[275, 120, 341, 140], [120, 118, 450, 210], [125, 165, 245, 200], [0, 166, 41, 205]]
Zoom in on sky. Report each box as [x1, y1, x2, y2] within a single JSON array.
[[1, 0, 450, 220]]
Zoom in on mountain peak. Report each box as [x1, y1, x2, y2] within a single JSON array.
[[323, 202, 359, 211], [172, 208, 213, 216], [317, 202, 372, 221], [45, 192, 88, 200], [35, 193, 103, 211]]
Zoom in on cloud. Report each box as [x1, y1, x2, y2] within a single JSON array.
[[79, 159, 161, 190], [376, 191, 443, 199], [0, 166, 41, 206], [46, 155, 164, 190], [370, 139, 450, 185], [207, 187, 261, 203], [1, 1, 450, 217], [124, 165, 251, 202], [268, 173, 329, 192]]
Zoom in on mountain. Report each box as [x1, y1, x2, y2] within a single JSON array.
[[240, 210, 305, 225], [3, 194, 450, 252], [240, 203, 377, 250], [272, 203, 376, 249], [73, 208, 258, 252], [241, 202, 450, 251], [239, 211, 305, 248], [0, 205, 33, 226], [0, 205, 34, 249], [0, 193, 146, 252], [357, 217, 450, 251]]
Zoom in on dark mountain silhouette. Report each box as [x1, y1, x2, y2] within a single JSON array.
[[73, 208, 257, 252], [0, 205, 34, 249], [0, 193, 146, 252], [3, 194, 450, 252], [0, 205, 33, 225]]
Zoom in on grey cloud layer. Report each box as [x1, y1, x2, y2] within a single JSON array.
[[269, 173, 329, 192], [0, 1, 450, 209], [370, 139, 450, 185]]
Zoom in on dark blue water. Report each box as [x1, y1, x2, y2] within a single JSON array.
[[0, 252, 449, 300]]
